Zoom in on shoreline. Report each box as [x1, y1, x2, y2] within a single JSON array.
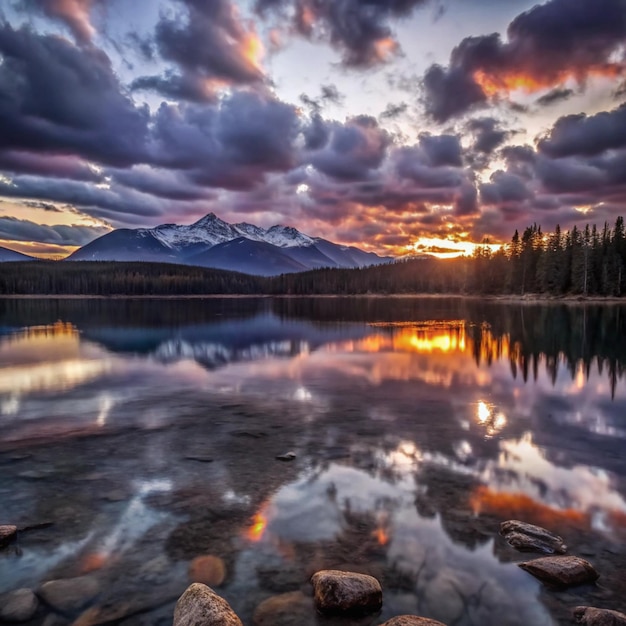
[[1, 293, 625, 304]]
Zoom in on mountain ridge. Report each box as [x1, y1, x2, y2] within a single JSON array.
[[67, 213, 392, 276]]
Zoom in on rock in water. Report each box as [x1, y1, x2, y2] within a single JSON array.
[[38, 575, 101, 614], [500, 520, 567, 554], [311, 570, 382, 615], [275, 452, 296, 462], [0, 525, 17, 548], [253, 591, 314, 626], [189, 555, 226, 587], [518, 556, 599, 587], [0, 588, 39, 622], [574, 606, 626, 625], [381, 617, 447, 626], [174, 583, 242, 626]]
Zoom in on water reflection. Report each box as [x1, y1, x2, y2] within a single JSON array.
[[1, 298, 626, 625]]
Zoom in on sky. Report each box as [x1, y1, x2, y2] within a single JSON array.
[[0, 0, 625, 259]]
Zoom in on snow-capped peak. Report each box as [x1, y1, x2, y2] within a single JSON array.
[[264, 225, 314, 248], [145, 212, 320, 250]]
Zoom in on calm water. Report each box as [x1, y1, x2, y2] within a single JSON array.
[[1, 297, 626, 626]]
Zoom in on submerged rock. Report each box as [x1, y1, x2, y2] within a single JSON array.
[[173, 583, 242, 626], [253, 591, 314, 626], [38, 575, 101, 615], [518, 556, 599, 587], [189, 555, 226, 587], [310, 570, 382, 615], [381, 617, 447, 626], [0, 525, 17, 548], [574, 606, 626, 625], [500, 520, 567, 554], [0, 588, 39, 622], [275, 452, 296, 462]]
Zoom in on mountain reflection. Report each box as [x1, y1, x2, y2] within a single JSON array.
[[2, 298, 626, 625]]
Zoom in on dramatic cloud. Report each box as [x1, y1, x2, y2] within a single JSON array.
[[0, 151, 102, 182], [21, 0, 100, 44], [536, 88, 575, 108], [134, 0, 265, 101], [0, 23, 149, 166], [308, 116, 390, 181], [254, 0, 429, 67], [467, 118, 510, 155], [0, 215, 110, 246], [422, 0, 626, 121], [538, 103, 626, 158], [151, 90, 301, 189]]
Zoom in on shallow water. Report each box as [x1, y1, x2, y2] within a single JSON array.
[[1, 297, 626, 625]]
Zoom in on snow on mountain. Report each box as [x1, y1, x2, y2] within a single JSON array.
[[67, 212, 393, 274], [150, 213, 314, 250], [263, 225, 315, 248]]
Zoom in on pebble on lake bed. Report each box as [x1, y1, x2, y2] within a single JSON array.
[[574, 606, 626, 625], [253, 591, 314, 626], [275, 452, 296, 461], [38, 575, 101, 615], [0, 525, 17, 548], [381, 617, 448, 626], [174, 583, 242, 626], [518, 556, 599, 587], [500, 520, 567, 554], [188, 555, 226, 587], [311, 569, 383, 615], [0, 588, 39, 622]]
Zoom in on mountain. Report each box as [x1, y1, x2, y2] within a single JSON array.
[[68, 213, 392, 275], [0, 245, 37, 262]]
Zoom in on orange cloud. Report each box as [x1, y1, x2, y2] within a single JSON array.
[[40, 0, 97, 44]]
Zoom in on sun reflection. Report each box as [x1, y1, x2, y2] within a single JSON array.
[[246, 507, 269, 542], [477, 401, 490, 424]]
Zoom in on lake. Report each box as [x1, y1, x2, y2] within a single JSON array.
[[1, 297, 625, 626]]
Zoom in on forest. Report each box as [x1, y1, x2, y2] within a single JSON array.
[[1, 217, 626, 297]]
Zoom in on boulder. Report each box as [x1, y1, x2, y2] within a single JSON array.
[[518, 556, 599, 587], [310, 570, 382, 615], [381, 618, 447, 626], [0, 525, 17, 548], [174, 583, 242, 626], [500, 520, 567, 554], [253, 591, 314, 626], [189, 555, 226, 587], [574, 606, 626, 625], [0, 588, 39, 622], [38, 575, 101, 614]]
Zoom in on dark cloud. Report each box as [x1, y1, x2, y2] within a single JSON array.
[[308, 116, 390, 181], [535, 88, 575, 107], [418, 133, 463, 167], [320, 84, 344, 105], [0, 151, 102, 182], [0, 215, 110, 246], [467, 118, 509, 154], [480, 171, 533, 205], [421, 0, 626, 121], [538, 104, 626, 158], [151, 91, 301, 190], [0, 175, 167, 224], [0, 23, 149, 166], [255, 0, 429, 68], [422, 63, 487, 123], [135, 0, 265, 101], [380, 102, 408, 119], [110, 167, 217, 202]]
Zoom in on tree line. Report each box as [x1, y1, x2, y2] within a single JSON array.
[[1, 217, 625, 296]]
